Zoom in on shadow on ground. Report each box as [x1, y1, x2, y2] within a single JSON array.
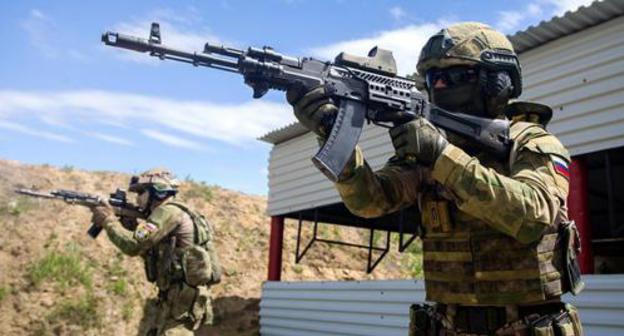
[[197, 296, 260, 336]]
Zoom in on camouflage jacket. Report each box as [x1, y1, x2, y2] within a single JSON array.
[[103, 200, 196, 289], [335, 117, 571, 305]]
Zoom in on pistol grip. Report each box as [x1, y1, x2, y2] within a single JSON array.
[[87, 224, 103, 239], [312, 99, 366, 182]]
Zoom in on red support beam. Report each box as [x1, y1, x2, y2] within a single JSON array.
[[568, 157, 594, 274], [268, 216, 285, 281]]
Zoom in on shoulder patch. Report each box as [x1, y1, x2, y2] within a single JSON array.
[[134, 222, 159, 242], [551, 155, 570, 180]]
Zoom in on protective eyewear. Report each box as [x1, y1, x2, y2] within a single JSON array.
[[426, 67, 478, 89]]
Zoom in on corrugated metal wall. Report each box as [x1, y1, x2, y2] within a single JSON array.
[[519, 15, 624, 156], [266, 15, 624, 217], [260, 275, 624, 336], [267, 123, 393, 215]]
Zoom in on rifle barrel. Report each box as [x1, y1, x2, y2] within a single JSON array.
[[101, 32, 240, 71]]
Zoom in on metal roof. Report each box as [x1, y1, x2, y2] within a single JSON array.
[[258, 122, 308, 145], [260, 0, 624, 145], [509, 0, 624, 53]]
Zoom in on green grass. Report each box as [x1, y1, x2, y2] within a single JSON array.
[[401, 240, 424, 278], [0, 196, 36, 217], [47, 293, 101, 329], [184, 181, 214, 202], [107, 278, 128, 296], [0, 286, 7, 303], [107, 255, 127, 277], [28, 244, 92, 290], [121, 301, 134, 321]]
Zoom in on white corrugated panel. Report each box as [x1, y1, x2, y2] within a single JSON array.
[[260, 279, 425, 336], [260, 275, 624, 336], [518, 15, 624, 156], [266, 123, 393, 215]]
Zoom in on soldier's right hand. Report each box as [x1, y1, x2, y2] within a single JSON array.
[[286, 86, 337, 137]]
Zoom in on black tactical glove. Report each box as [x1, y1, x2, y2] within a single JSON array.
[[286, 86, 337, 137], [390, 118, 448, 166]]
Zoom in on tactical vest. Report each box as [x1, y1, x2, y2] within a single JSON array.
[[169, 202, 222, 286], [421, 121, 567, 305], [145, 202, 222, 288]]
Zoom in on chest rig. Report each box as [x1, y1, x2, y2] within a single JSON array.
[[144, 203, 221, 290], [420, 121, 567, 305]]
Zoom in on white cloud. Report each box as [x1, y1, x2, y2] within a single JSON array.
[[389, 6, 407, 21], [141, 129, 203, 150], [107, 10, 235, 65], [20, 9, 87, 61], [309, 23, 443, 76], [89, 132, 133, 146], [0, 120, 73, 143], [495, 0, 595, 33], [549, 0, 595, 15], [497, 11, 524, 33], [0, 90, 294, 147], [21, 9, 57, 58]]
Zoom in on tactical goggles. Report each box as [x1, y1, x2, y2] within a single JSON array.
[[425, 66, 478, 89]]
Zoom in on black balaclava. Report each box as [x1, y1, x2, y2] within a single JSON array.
[[428, 67, 514, 152], [429, 68, 514, 119]]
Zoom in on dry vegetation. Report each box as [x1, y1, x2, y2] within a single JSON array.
[[0, 160, 422, 335]]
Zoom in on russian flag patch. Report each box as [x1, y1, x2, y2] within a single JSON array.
[[551, 155, 570, 180]]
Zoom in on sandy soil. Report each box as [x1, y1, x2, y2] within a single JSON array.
[[0, 160, 415, 335]]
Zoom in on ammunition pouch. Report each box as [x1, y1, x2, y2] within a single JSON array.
[[409, 303, 583, 336], [181, 244, 217, 286], [144, 248, 158, 283], [559, 221, 585, 295], [519, 303, 583, 336]]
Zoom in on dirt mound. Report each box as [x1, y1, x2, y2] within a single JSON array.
[[0, 160, 419, 335]]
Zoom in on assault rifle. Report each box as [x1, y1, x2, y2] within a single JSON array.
[[102, 23, 513, 181], [14, 188, 144, 238]]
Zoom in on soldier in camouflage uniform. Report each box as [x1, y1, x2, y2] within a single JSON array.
[[288, 22, 583, 335], [91, 168, 221, 336]]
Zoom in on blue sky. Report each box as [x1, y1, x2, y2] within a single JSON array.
[[0, 0, 594, 195]]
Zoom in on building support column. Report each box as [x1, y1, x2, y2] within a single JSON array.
[[268, 216, 284, 281], [568, 157, 594, 274]]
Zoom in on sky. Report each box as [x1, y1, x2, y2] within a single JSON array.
[[0, 0, 595, 195]]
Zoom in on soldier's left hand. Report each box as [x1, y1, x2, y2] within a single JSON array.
[[91, 203, 115, 228], [390, 118, 448, 166]]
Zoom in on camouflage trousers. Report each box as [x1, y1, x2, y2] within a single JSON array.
[[409, 302, 583, 336], [138, 283, 213, 336]]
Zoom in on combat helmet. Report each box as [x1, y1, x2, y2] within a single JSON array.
[[129, 168, 179, 199], [417, 22, 522, 98]]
